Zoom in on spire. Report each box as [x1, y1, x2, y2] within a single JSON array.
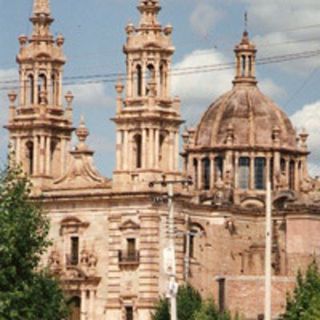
[[233, 14, 257, 87], [137, 0, 161, 28], [33, 0, 51, 16]]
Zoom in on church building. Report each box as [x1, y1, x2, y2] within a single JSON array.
[[4, 0, 320, 319]]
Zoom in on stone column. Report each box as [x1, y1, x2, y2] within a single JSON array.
[[142, 128, 147, 169], [155, 129, 159, 169], [58, 71, 63, 106], [149, 129, 155, 168], [20, 69, 25, 105], [47, 67, 52, 105], [197, 157, 202, 190], [80, 289, 87, 320], [250, 155, 255, 190], [16, 137, 21, 164], [128, 131, 133, 171], [89, 290, 95, 320], [60, 138, 66, 176], [39, 135, 45, 175], [123, 130, 128, 171], [116, 131, 122, 171], [294, 161, 299, 191], [210, 156, 215, 189], [33, 136, 39, 175], [169, 131, 175, 172], [285, 159, 290, 186], [266, 156, 271, 188], [46, 136, 51, 176], [34, 70, 39, 105], [127, 59, 133, 98], [234, 153, 239, 189], [174, 131, 179, 172]]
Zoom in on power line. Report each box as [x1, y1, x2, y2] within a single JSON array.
[[1, 48, 320, 92]]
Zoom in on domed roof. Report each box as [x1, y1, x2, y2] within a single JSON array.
[[194, 31, 297, 150], [195, 85, 297, 149]]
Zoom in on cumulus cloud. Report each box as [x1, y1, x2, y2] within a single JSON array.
[[238, 0, 320, 73], [64, 82, 113, 109], [190, 3, 223, 37], [290, 101, 320, 177]]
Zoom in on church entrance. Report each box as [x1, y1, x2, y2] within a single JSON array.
[[68, 296, 81, 320]]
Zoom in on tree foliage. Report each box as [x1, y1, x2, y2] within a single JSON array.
[[281, 261, 320, 320], [0, 165, 68, 320], [152, 284, 240, 320]]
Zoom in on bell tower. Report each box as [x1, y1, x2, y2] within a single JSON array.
[[5, 0, 74, 189], [113, 0, 183, 190]]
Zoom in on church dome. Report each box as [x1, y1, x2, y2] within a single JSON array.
[[195, 85, 297, 150]]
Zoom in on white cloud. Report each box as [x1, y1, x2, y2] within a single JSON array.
[[172, 48, 285, 125], [190, 3, 222, 37], [290, 101, 320, 177], [237, 0, 320, 74], [64, 82, 113, 109]]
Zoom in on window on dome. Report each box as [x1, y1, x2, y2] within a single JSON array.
[[280, 158, 286, 174], [241, 55, 246, 76], [215, 156, 223, 181], [255, 158, 266, 190], [202, 157, 210, 190], [238, 157, 250, 189], [193, 158, 198, 189]]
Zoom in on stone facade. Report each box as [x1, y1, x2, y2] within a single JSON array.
[[4, 1, 320, 320]]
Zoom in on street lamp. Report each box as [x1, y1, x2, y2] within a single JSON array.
[[149, 176, 192, 320]]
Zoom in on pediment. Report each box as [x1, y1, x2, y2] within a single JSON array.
[[240, 196, 265, 208], [119, 219, 140, 231], [60, 216, 89, 235]]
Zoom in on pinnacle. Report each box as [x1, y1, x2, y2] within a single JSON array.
[[33, 0, 51, 16]]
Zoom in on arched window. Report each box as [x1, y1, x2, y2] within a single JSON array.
[[136, 65, 142, 97], [238, 157, 250, 189], [280, 158, 286, 174], [134, 135, 142, 169], [202, 157, 210, 190], [289, 160, 295, 190], [159, 134, 165, 166], [241, 55, 246, 76], [38, 74, 47, 103], [146, 64, 155, 95], [51, 74, 56, 105], [27, 75, 34, 105], [26, 141, 34, 175], [254, 157, 266, 190], [248, 56, 252, 75], [68, 296, 81, 320], [214, 156, 223, 181], [193, 158, 198, 189]]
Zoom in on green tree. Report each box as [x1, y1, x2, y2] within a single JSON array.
[[281, 261, 320, 320], [0, 165, 68, 320], [194, 298, 232, 320]]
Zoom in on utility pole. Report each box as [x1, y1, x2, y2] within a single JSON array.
[[264, 180, 272, 320], [150, 176, 192, 320]]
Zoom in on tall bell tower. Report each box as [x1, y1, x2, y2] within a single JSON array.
[[113, 0, 183, 190], [5, 0, 74, 189]]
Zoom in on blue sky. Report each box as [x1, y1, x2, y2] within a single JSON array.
[[1, 0, 320, 176]]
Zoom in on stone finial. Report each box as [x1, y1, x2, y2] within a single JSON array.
[[76, 116, 89, 150], [65, 91, 74, 107], [299, 128, 309, 150], [164, 24, 173, 36], [8, 91, 17, 106], [182, 128, 190, 145], [18, 35, 28, 47], [33, 0, 51, 16], [272, 125, 281, 145], [226, 124, 234, 145], [56, 34, 65, 47], [126, 23, 135, 35], [115, 78, 124, 96]]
